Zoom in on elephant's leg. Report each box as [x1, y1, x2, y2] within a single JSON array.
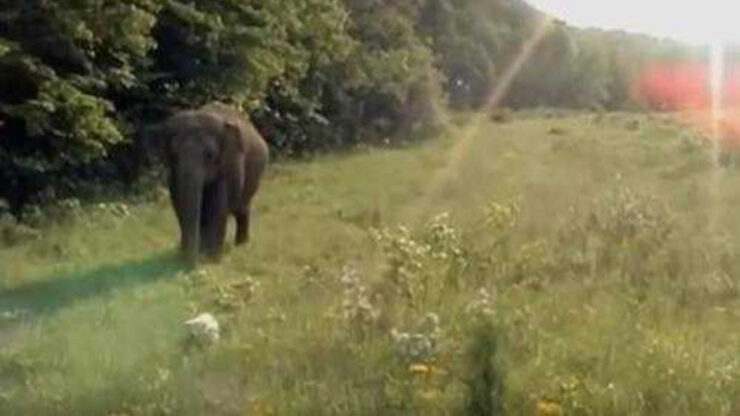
[[235, 208, 250, 246], [171, 172, 203, 268], [201, 181, 229, 259], [168, 173, 186, 251], [199, 186, 214, 253], [234, 159, 264, 246], [211, 188, 229, 260]]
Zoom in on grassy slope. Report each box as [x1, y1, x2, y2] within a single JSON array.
[[1, 113, 739, 415]]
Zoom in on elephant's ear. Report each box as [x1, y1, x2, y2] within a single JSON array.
[[222, 121, 245, 154]]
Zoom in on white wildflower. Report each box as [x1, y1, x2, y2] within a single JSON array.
[[340, 265, 378, 329], [390, 313, 442, 362], [465, 288, 496, 318]]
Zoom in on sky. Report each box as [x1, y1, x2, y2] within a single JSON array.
[[525, 1, 740, 45]]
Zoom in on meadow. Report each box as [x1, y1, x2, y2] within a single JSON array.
[[1, 112, 739, 415]]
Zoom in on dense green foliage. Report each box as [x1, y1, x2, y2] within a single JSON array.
[[0, 0, 706, 213]]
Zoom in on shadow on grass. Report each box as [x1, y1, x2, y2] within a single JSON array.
[[0, 252, 186, 317]]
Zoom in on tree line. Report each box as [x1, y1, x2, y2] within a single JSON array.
[[0, 0, 708, 214]]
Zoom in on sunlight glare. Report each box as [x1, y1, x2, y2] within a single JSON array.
[[407, 17, 552, 222], [710, 40, 725, 139], [708, 39, 725, 232]]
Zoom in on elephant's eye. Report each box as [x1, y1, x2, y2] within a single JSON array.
[[203, 150, 216, 163]]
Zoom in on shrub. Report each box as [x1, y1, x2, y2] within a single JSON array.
[[553, 185, 674, 284], [490, 107, 513, 123], [371, 225, 432, 307], [339, 265, 379, 338], [463, 321, 504, 416], [548, 126, 568, 136], [390, 313, 442, 363], [0, 213, 40, 247]]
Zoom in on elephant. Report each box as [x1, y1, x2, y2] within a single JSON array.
[[153, 102, 269, 267]]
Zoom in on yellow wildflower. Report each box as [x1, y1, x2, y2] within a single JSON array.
[[244, 398, 275, 416], [536, 397, 563, 416], [409, 363, 432, 376]]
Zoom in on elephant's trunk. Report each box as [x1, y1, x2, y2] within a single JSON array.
[[174, 170, 203, 268]]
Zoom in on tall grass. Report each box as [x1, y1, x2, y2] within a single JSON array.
[[0, 113, 739, 415]]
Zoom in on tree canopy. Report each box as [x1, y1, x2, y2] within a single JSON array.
[[0, 0, 713, 213]]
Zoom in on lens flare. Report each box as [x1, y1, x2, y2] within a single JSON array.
[[636, 43, 731, 231], [709, 40, 725, 232], [710, 40, 725, 155], [638, 62, 711, 110], [407, 17, 552, 221]]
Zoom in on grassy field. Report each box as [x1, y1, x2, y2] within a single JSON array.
[[1, 112, 740, 415]]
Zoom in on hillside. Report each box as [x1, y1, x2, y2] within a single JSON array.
[[1, 113, 739, 415]]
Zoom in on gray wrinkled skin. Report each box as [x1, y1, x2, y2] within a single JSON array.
[[155, 103, 269, 267]]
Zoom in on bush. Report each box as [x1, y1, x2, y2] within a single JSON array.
[[548, 126, 568, 136], [490, 107, 513, 123], [0, 0, 694, 214], [463, 321, 505, 416], [0, 213, 40, 247]]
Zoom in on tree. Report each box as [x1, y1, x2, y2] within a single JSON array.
[[0, 0, 157, 211]]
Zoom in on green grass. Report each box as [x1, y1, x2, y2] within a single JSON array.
[[1, 112, 740, 415]]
